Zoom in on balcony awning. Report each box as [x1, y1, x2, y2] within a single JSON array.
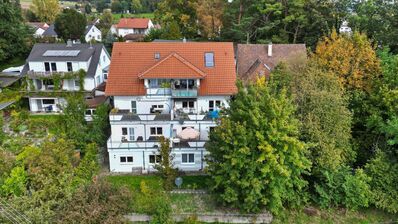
[[138, 53, 207, 79], [177, 127, 200, 140]]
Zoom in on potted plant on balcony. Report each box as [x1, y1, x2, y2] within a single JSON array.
[[160, 82, 171, 88]]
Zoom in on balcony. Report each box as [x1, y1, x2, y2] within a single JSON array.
[[171, 89, 197, 97], [107, 137, 208, 150]]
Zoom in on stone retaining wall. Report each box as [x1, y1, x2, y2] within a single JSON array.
[[125, 212, 273, 223]]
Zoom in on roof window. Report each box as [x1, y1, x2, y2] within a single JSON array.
[[154, 52, 160, 60], [205, 52, 214, 67]]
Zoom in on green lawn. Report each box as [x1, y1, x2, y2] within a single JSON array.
[[106, 175, 163, 192], [179, 175, 210, 189], [112, 13, 155, 23], [273, 207, 398, 224], [170, 194, 218, 214], [106, 174, 210, 191]]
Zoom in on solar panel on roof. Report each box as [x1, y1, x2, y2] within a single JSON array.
[[43, 50, 80, 57]]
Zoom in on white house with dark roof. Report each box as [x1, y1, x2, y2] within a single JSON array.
[[85, 24, 102, 42], [22, 41, 110, 113]]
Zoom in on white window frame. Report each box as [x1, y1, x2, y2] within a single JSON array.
[[182, 153, 195, 164], [131, 101, 137, 113], [128, 127, 134, 141], [150, 127, 163, 136], [120, 156, 134, 164], [209, 100, 221, 111], [205, 52, 214, 67], [149, 154, 161, 164]]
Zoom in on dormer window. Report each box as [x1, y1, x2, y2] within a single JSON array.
[[205, 52, 214, 67], [154, 52, 160, 60]]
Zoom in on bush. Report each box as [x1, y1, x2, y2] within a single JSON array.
[[150, 196, 173, 224], [58, 180, 132, 223], [314, 166, 371, 210], [365, 151, 398, 213]]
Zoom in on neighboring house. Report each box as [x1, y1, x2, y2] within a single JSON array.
[[236, 43, 307, 82], [111, 18, 154, 37], [105, 42, 237, 172], [42, 24, 58, 39], [339, 21, 352, 35], [85, 24, 102, 42], [22, 41, 111, 114], [27, 22, 50, 37]]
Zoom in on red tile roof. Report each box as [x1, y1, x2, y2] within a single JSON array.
[[116, 18, 150, 29], [138, 53, 207, 79], [105, 42, 237, 96]]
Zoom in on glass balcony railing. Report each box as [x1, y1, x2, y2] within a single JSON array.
[[171, 89, 198, 97]]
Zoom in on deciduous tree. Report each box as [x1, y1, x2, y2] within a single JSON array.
[[195, 0, 224, 38], [31, 0, 60, 22], [54, 8, 87, 41], [154, 136, 177, 191], [206, 78, 311, 214]]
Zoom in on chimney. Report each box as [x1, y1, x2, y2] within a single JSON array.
[[66, 39, 73, 47], [268, 42, 272, 57], [183, 37, 187, 43]]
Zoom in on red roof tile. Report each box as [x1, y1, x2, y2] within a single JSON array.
[[105, 42, 237, 96], [116, 18, 150, 29], [138, 53, 207, 79]]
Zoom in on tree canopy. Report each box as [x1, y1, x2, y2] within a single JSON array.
[[206, 78, 311, 214], [54, 8, 87, 41]]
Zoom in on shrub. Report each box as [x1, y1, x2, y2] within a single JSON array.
[[58, 180, 132, 223], [314, 166, 371, 210], [365, 151, 398, 213]]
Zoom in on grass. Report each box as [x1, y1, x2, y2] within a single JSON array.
[[0, 57, 25, 72], [170, 194, 218, 214], [112, 13, 155, 23], [106, 175, 163, 192], [179, 175, 210, 189], [273, 207, 398, 224]]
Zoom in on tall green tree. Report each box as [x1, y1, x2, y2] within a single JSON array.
[[0, 0, 31, 63], [206, 78, 311, 214], [54, 8, 87, 41], [31, 0, 60, 22], [154, 136, 177, 191], [154, 0, 198, 38]]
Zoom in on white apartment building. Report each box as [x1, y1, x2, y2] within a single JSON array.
[[105, 42, 237, 173], [22, 41, 111, 113]]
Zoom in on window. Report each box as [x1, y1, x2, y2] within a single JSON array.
[[150, 105, 164, 113], [209, 100, 221, 111], [51, 62, 57, 71], [150, 127, 163, 135], [44, 62, 50, 72], [122, 127, 128, 135], [205, 52, 214, 67], [154, 52, 160, 59], [209, 127, 215, 133], [149, 155, 162, 163], [149, 79, 168, 88], [182, 101, 195, 108], [131, 101, 137, 113], [120, 156, 133, 163], [42, 99, 55, 104], [103, 56, 106, 62], [182, 153, 195, 164], [74, 79, 80, 88], [103, 73, 108, 80], [67, 62, 73, 72], [128, 127, 134, 141], [85, 109, 92, 115], [96, 76, 101, 86]]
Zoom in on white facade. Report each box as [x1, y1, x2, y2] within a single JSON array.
[[85, 25, 102, 42], [107, 80, 230, 173], [112, 20, 154, 37], [26, 45, 110, 113]]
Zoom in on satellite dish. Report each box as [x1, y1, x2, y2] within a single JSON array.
[[175, 177, 183, 188]]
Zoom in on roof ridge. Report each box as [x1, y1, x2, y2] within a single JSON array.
[[138, 52, 207, 79]]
